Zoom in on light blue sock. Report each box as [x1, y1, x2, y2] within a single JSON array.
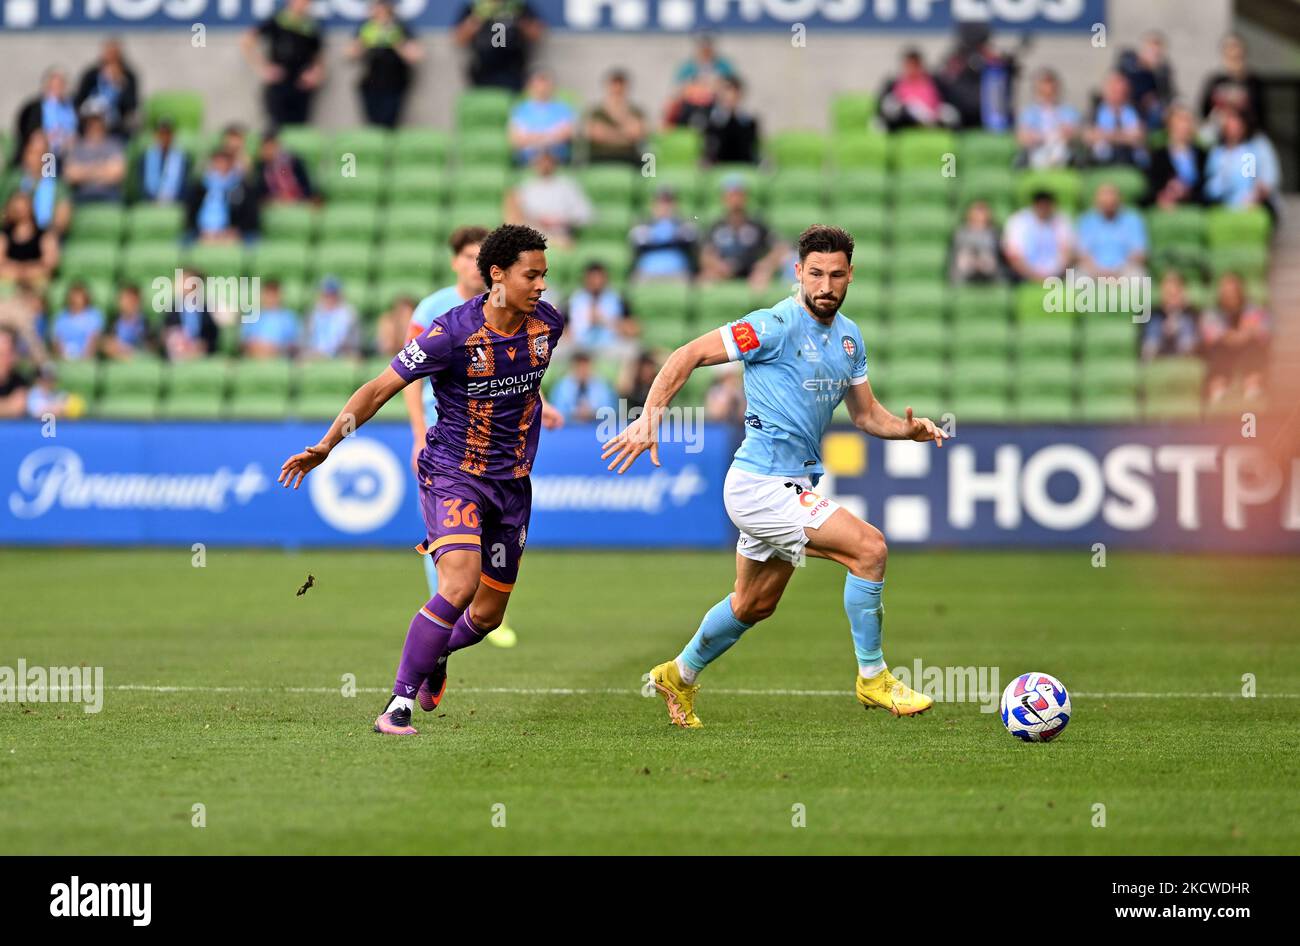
[[678, 595, 754, 673], [422, 553, 439, 599], [844, 574, 885, 668]]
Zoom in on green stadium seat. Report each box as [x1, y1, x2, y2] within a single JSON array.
[[321, 170, 385, 204], [1208, 244, 1269, 279], [949, 392, 1014, 422], [634, 167, 704, 213], [1142, 357, 1204, 399], [456, 88, 514, 132], [386, 166, 450, 206], [1082, 166, 1149, 205], [165, 358, 231, 418], [1014, 282, 1061, 321], [185, 242, 245, 277], [376, 276, 433, 311], [295, 359, 362, 419], [831, 131, 889, 170], [1016, 393, 1076, 423], [829, 169, 889, 209], [648, 128, 702, 168], [703, 164, 770, 208], [127, 204, 185, 241], [769, 168, 827, 208], [889, 245, 947, 281], [830, 92, 876, 132], [1144, 389, 1203, 421], [96, 359, 165, 419], [1081, 358, 1139, 397], [1015, 319, 1075, 360], [951, 353, 1012, 393], [696, 281, 760, 326], [59, 242, 120, 282], [385, 204, 443, 244], [443, 200, 503, 235], [227, 359, 294, 419], [952, 284, 1011, 323], [55, 358, 99, 405], [585, 201, 635, 242], [889, 282, 947, 322], [277, 126, 325, 170], [1016, 357, 1078, 400], [958, 168, 1017, 208], [638, 317, 695, 352], [456, 130, 511, 167], [1205, 206, 1271, 248], [952, 320, 1012, 357], [577, 165, 636, 206], [121, 241, 182, 288], [830, 204, 888, 242], [314, 241, 375, 284], [325, 128, 392, 172], [375, 241, 436, 282], [318, 203, 381, 242], [769, 130, 829, 169], [71, 204, 125, 243], [573, 241, 632, 281], [892, 129, 956, 172], [392, 128, 451, 168], [144, 91, 203, 132], [251, 240, 312, 281], [889, 320, 947, 352], [769, 205, 816, 241], [960, 131, 1017, 169], [1080, 390, 1140, 422], [261, 203, 318, 241], [1081, 315, 1139, 360], [891, 205, 954, 245], [629, 281, 691, 322], [1015, 168, 1083, 213], [894, 172, 959, 209], [453, 165, 512, 203]]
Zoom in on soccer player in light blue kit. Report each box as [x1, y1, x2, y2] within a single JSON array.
[[401, 225, 563, 648], [602, 225, 947, 726]]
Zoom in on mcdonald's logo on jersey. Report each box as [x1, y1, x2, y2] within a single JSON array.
[[731, 322, 760, 354]]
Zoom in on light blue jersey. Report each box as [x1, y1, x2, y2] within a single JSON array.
[[409, 284, 471, 424], [719, 295, 868, 480]]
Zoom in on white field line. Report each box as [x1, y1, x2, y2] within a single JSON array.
[[31, 684, 1300, 700]]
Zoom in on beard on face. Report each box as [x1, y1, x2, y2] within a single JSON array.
[[802, 286, 844, 317]]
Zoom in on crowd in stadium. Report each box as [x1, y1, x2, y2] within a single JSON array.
[[0, 0, 1280, 423]]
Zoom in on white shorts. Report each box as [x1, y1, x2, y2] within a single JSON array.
[[723, 466, 842, 564]]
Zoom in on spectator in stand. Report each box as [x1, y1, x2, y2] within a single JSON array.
[[1199, 33, 1266, 140], [242, 0, 326, 127], [701, 76, 760, 165], [103, 285, 155, 360], [304, 276, 360, 358], [504, 150, 592, 249], [666, 34, 737, 128], [4, 131, 73, 235], [584, 69, 647, 165], [0, 329, 32, 418], [162, 269, 219, 359], [453, 0, 544, 93], [350, 1, 422, 128], [1086, 71, 1145, 167], [253, 130, 315, 204], [14, 69, 79, 161], [219, 124, 254, 178], [75, 38, 139, 138], [1075, 183, 1147, 278], [0, 281, 49, 364], [52, 283, 104, 361], [241, 279, 300, 358], [25, 363, 84, 420], [0, 191, 59, 285], [878, 48, 958, 132], [1015, 68, 1080, 169], [630, 186, 697, 281], [949, 200, 1003, 283], [376, 294, 417, 357], [1201, 271, 1269, 403], [186, 149, 259, 244], [565, 262, 637, 359], [622, 351, 660, 411], [1146, 103, 1206, 208], [509, 70, 577, 165], [138, 119, 189, 204], [705, 362, 746, 423], [1204, 106, 1280, 217], [548, 350, 616, 423], [64, 108, 126, 203], [699, 176, 786, 290], [1001, 190, 1074, 282], [935, 22, 1017, 131], [1118, 31, 1175, 131], [1141, 271, 1199, 361]]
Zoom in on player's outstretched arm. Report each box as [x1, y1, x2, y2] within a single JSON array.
[[844, 378, 948, 447], [278, 367, 408, 489], [600, 328, 730, 474]]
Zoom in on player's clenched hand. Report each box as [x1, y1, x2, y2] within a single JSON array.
[[904, 406, 948, 447], [278, 444, 330, 489], [600, 412, 659, 474]]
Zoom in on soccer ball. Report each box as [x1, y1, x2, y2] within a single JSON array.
[[1000, 672, 1071, 743]]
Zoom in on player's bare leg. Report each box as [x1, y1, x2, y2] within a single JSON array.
[[804, 508, 932, 717], [651, 553, 796, 728]]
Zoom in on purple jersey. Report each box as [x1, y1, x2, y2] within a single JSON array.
[[390, 294, 564, 480]]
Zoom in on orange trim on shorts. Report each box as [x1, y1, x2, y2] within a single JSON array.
[[479, 574, 515, 593], [428, 534, 481, 553]]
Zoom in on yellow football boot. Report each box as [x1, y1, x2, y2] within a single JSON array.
[[649, 660, 702, 729], [856, 667, 933, 717]]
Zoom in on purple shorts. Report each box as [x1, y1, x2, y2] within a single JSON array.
[[415, 457, 532, 592]]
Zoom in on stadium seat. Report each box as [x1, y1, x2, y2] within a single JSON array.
[[1015, 319, 1076, 360], [696, 281, 760, 326], [377, 276, 434, 311], [55, 359, 100, 406], [295, 359, 362, 419], [251, 241, 312, 282], [1015, 357, 1078, 401], [456, 130, 511, 166], [318, 203, 381, 242], [1081, 315, 1139, 360], [121, 242, 182, 288], [1014, 282, 1062, 321], [769, 130, 829, 170], [958, 168, 1017, 209], [320, 170, 385, 205], [1142, 357, 1204, 400], [456, 88, 514, 132], [577, 165, 637, 207], [951, 284, 1011, 323], [1205, 206, 1271, 248], [828, 168, 889, 207], [1082, 166, 1149, 205], [769, 168, 827, 208], [889, 282, 947, 322], [769, 205, 818, 241], [889, 245, 947, 282], [126, 204, 185, 241], [384, 203, 443, 244], [391, 128, 451, 169], [387, 166, 450, 205], [375, 241, 436, 283], [453, 165, 512, 203], [71, 204, 126, 244], [96, 359, 165, 419], [573, 241, 632, 281], [703, 164, 771, 209], [276, 125, 325, 170], [1080, 390, 1140, 422], [629, 281, 691, 323], [313, 241, 375, 284], [891, 205, 954, 245], [325, 128, 393, 173], [894, 171, 959, 209], [1208, 244, 1270, 279], [830, 131, 889, 170], [227, 359, 294, 419], [144, 91, 203, 132], [59, 242, 120, 282], [889, 320, 947, 353], [830, 92, 877, 132], [949, 392, 1014, 423], [445, 200, 504, 236], [161, 359, 229, 418], [891, 129, 957, 173], [959, 131, 1018, 169], [952, 319, 1012, 357], [585, 202, 635, 242], [634, 167, 703, 214], [185, 242, 245, 278], [830, 204, 888, 242], [261, 203, 318, 241], [1015, 393, 1077, 423], [1014, 168, 1083, 213], [638, 317, 696, 352], [648, 128, 702, 168]]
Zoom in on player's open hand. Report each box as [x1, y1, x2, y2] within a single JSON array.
[[904, 407, 948, 447], [278, 444, 330, 489], [600, 412, 660, 474]]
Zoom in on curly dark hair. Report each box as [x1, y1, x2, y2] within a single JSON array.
[[797, 225, 854, 263], [476, 224, 548, 285]]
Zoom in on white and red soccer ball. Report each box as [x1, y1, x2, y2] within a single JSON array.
[[1000, 672, 1071, 743]]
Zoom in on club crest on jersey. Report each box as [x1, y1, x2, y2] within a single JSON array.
[[532, 334, 550, 363], [841, 335, 857, 359], [731, 322, 760, 354]]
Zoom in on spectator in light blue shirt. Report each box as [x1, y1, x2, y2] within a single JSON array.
[[242, 279, 301, 358], [304, 275, 359, 358], [1075, 183, 1147, 276], [52, 283, 105, 361], [508, 69, 576, 165], [630, 187, 697, 280], [1016, 69, 1081, 169], [548, 350, 617, 423], [1204, 106, 1280, 215], [1086, 71, 1145, 166]]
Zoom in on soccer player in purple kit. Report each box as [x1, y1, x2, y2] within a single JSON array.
[[278, 225, 564, 735]]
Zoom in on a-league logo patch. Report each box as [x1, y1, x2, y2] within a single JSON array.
[[841, 335, 857, 359], [532, 334, 549, 363], [731, 322, 760, 354], [469, 345, 489, 373]]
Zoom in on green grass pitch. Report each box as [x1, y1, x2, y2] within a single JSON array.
[[2, 547, 1297, 855]]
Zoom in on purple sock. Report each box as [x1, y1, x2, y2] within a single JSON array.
[[446, 611, 488, 654], [392, 594, 463, 698]]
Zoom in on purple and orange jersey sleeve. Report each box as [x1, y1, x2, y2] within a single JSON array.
[[391, 321, 453, 384]]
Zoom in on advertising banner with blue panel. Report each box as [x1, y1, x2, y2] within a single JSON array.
[[1, 0, 1105, 32], [0, 420, 738, 548], [818, 423, 1300, 553]]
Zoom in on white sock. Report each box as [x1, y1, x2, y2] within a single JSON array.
[[675, 657, 699, 685], [387, 695, 415, 713], [858, 659, 887, 679]]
